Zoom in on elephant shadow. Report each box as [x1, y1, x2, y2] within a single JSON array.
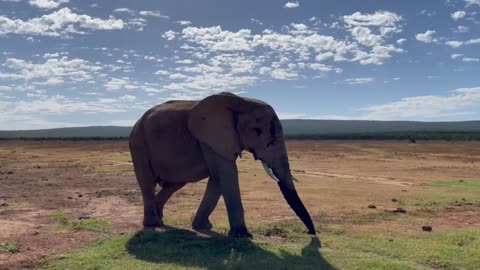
[[125, 227, 336, 270]]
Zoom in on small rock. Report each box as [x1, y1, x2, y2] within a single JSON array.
[[36, 165, 41, 169], [1, 203, 8, 207], [391, 198, 398, 202], [401, 189, 407, 192], [67, 196, 73, 199], [32, 231, 40, 236], [7, 171, 14, 175], [393, 208, 407, 213], [367, 204, 377, 209], [77, 194, 83, 198], [78, 216, 90, 220], [458, 179, 464, 183], [422, 225, 432, 232]]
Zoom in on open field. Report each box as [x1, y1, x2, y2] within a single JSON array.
[[0, 140, 479, 269]]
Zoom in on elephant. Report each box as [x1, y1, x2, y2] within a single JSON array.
[[129, 92, 315, 238]]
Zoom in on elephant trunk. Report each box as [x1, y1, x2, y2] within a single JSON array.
[[262, 150, 316, 235]]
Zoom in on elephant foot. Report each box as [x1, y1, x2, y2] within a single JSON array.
[[192, 218, 213, 231], [143, 217, 164, 229], [228, 226, 253, 238]]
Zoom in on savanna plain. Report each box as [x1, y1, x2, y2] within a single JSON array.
[[0, 140, 479, 270]]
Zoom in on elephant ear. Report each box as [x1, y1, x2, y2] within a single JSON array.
[[188, 92, 254, 161]]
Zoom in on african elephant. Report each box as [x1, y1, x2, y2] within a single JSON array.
[[129, 92, 315, 238]]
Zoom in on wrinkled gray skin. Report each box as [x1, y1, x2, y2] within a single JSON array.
[[129, 92, 315, 238]]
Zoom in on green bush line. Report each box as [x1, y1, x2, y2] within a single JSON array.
[[1, 131, 480, 141]]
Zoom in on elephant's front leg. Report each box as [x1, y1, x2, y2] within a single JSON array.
[[192, 177, 221, 230], [200, 143, 252, 238]]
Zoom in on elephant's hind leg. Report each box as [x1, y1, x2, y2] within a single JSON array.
[[192, 177, 221, 231], [155, 182, 185, 225], [130, 130, 162, 227]]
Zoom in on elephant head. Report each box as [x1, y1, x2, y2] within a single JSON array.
[[188, 92, 316, 235]]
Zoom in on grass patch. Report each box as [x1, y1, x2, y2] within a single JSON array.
[[428, 180, 480, 190], [0, 242, 19, 253], [48, 213, 111, 232], [45, 223, 480, 270]]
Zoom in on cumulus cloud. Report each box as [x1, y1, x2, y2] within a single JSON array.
[[451, 53, 463, 59], [0, 56, 102, 83], [445, 38, 480, 48], [113, 8, 135, 14], [345, 77, 374, 84], [158, 11, 403, 94], [29, 0, 68, 9], [284, 1, 299, 8], [119, 95, 136, 101], [343, 11, 401, 27], [415, 30, 437, 43], [0, 8, 124, 37], [465, 0, 480, 6], [176, 20, 191, 25], [139, 10, 169, 19], [462, 57, 480, 62], [361, 87, 480, 119], [162, 30, 176, 40], [451, 10, 467, 20]]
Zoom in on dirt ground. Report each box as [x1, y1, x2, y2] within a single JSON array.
[[1, 140, 479, 269]]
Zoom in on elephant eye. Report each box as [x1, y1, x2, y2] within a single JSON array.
[[252, 127, 262, 136]]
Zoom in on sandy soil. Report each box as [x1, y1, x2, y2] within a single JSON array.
[[0, 140, 479, 269]]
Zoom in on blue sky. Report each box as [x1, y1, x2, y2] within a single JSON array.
[[0, 0, 479, 130]]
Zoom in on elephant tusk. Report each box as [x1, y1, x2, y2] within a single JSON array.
[[262, 162, 279, 183]]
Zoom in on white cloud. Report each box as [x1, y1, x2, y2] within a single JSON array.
[[451, 10, 467, 20], [343, 11, 401, 27], [104, 77, 138, 91], [415, 30, 437, 43], [29, 0, 68, 9], [169, 73, 188, 80], [159, 11, 403, 95], [445, 38, 480, 48], [456, 26, 469, 33], [162, 30, 176, 40], [113, 8, 135, 14], [465, 0, 480, 6], [350, 26, 382, 47], [345, 77, 374, 84], [0, 56, 102, 83], [361, 87, 480, 119], [139, 10, 169, 19], [119, 94, 136, 101], [176, 20, 191, 25], [396, 38, 406, 45], [451, 53, 463, 59], [462, 57, 480, 62], [283, 1, 299, 8], [445, 40, 464, 48], [466, 38, 480, 45], [0, 8, 124, 37]]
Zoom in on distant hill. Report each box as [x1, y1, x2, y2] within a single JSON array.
[[280, 120, 480, 135], [0, 126, 132, 139], [0, 120, 480, 140]]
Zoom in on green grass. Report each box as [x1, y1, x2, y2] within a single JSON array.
[[45, 222, 480, 270], [0, 242, 19, 253], [428, 180, 480, 190], [48, 213, 111, 232]]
